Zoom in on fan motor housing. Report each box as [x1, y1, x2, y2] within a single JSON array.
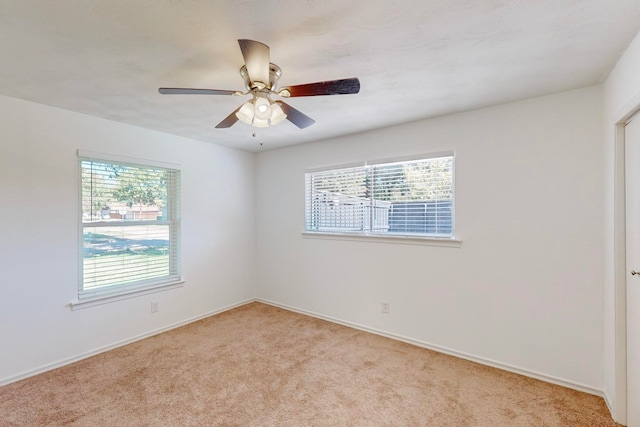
[[240, 63, 282, 91]]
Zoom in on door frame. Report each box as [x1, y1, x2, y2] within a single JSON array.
[[613, 119, 627, 424], [614, 105, 640, 425]]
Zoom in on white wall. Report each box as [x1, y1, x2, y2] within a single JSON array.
[[603, 30, 640, 422], [0, 94, 256, 384], [256, 86, 605, 392], [0, 74, 613, 403]]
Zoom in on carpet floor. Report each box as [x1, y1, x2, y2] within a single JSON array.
[[0, 302, 619, 426]]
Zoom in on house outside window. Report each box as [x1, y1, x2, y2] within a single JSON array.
[[305, 153, 454, 238], [78, 151, 181, 301]]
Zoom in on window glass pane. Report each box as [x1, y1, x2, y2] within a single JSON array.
[[83, 224, 170, 289], [81, 161, 169, 223], [375, 157, 453, 236], [306, 166, 369, 232], [305, 155, 454, 237]]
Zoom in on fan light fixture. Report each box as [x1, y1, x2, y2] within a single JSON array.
[[236, 94, 286, 128], [159, 39, 361, 131]]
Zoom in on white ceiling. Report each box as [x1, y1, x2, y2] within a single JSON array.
[[1, 1, 639, 152]]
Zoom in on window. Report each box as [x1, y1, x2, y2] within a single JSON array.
[[305, 154, 454, 238], [78, 151, 181, 301]]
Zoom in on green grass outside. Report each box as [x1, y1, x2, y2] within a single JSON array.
[[83, 225, 171, 289]]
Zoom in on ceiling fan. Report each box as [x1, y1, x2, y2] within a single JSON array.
[[159, 39, 360, 129]]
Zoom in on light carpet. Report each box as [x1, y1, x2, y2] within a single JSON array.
[[0, 302, 619, 426]]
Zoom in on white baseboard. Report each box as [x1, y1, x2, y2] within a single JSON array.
[[257, 298, 604, 398], [604, 391, 615, 421], [0, 298, 257, 387], [2, 296, 607, 402], [604, 390, 627, 426]]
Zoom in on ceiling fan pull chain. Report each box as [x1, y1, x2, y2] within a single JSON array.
[[251, 129, 264, 146]]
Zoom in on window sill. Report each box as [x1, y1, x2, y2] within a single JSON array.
[[301, 232, 462, 247], [69, 280, 184, 311]]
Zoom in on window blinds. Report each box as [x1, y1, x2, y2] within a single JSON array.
[[305, 156, 453, 237], [79, 158, 181, 299]]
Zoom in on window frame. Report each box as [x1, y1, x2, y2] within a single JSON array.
[[72, 150, 183, 309], [303, 151, 460, 246]]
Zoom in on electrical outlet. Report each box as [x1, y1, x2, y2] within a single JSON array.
[[151, 302, 159, 313], [381, 302, 390, 314]]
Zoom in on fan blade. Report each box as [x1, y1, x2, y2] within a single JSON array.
[[280, 77, 360, 97], [215, 106, 242, 128], [159, 88, 237, 95], [238, 39, 270, 87], [275, 101, 315, 129]]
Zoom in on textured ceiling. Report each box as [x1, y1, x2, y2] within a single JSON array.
[[0, 1, 639, 152]]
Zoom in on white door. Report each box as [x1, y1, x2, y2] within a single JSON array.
[[625, 114, 640, 426]]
